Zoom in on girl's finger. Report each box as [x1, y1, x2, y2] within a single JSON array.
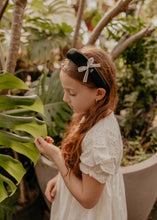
[[46, 136, 54, 144], [50, 184, 57, 202], [36, 136, 48, 149], [34, 139, 41, 150], [37, 136, 45, 144], [45, 184, 53, 202], [45, 190, 53, 202], [45, 179, 54, 200]]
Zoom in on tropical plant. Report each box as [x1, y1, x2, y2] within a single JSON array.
[[0, 72, 47, 205], [117, 36, 157, 165], [0, 0, 75, 65], [0, 2, 48, 218], [26, 0, 75, 26], [22, 17, 73, 63], [106, 18, 157, 165], [26, 69, 72, 145]]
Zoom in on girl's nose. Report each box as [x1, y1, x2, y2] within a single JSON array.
[[63, 93, 69, 104]]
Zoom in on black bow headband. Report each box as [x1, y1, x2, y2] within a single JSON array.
[[66, 48, 110, 94]]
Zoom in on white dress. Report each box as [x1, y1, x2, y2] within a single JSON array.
[[50, 112, 127, 220]]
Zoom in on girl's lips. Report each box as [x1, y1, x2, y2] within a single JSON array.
[[69, 104, 73, 109]]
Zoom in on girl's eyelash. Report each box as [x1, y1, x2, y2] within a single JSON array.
[[63, 89, 76, 96], [69, 93, 75, 96]]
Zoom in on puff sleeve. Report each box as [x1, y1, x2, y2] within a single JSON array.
[[79, 118, 123, 184]]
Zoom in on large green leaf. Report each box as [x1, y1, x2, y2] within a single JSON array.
[[0, 186, 19, 219], [0, 113, 47, 139], [0, 131, 39, 164], [0, 95, 44, 115], [0, 155, 26, 184], [43, 71, 64, 103], [0, 174, 17, 203], [44, 102, 72, 136], [0, 73, 47, 203], [26, 70, 72, 140], [0, 73, 30, 90]]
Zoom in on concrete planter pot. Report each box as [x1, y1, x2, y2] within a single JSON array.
[[35, 155, 58, 209], [35, 153, 157, 219], [122, 152, 157, 220]]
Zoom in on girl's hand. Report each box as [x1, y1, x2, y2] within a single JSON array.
[[34, 136, 59, 159], [45, 175, 58, 203]]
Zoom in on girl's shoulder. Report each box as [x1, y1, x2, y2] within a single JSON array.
[[89, 111, 120, 135], [82, 112, 122, 147]]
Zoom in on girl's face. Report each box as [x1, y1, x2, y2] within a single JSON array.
[[60, 70, 98, 114]]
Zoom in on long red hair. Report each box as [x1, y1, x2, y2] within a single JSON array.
[[61, 46, 118, 178]]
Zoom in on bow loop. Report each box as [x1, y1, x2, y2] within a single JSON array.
[[78, 57, 101, 83]]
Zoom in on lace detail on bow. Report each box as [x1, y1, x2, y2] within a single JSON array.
[[78, 57, 101, 83]]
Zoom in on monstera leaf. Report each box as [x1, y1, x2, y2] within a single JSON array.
[[0, 73, 47, 202], [26, 70, 72, 140]]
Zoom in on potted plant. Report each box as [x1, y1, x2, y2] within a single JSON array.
[[115, 36, 157, 219], [122, 152, 157, 220]]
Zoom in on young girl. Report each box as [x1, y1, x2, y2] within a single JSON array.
[[34, 46, 127, 220]]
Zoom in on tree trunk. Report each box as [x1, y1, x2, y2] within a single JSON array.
[[0, 0, 9, 20], [86, 0, 133, 45], [0, 41, 5, 70], [72, 0, 86, 48], [4, 0, 27, 75]]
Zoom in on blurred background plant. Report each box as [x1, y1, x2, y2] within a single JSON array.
[[25, 69, 72, 145], [98, 4, 157, 165]]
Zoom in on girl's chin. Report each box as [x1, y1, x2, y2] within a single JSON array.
[[73, 110, 86, 115]]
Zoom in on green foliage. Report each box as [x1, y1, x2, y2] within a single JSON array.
[[106, 17, 146, 42], [21, 0, 74, 63], [0, 73, 47, 202], [99, 15, 157, 165], [0, 189, 19, 220], [0, 0, 75, 64], [29, 0, 75, 25], [26, 70, 72, 145], [22, 17, 73, 62], [111, 20, 157, 165], [121, 136, 154, 166], [83, 9, 102, 28], [0, 95, 44, 113], [0, 73, 30, 90]]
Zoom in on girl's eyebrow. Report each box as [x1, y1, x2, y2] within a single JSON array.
[[63, 87, 77, 91]]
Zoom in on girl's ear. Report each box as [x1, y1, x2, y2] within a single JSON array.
[[96, 88, 106, 102]]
